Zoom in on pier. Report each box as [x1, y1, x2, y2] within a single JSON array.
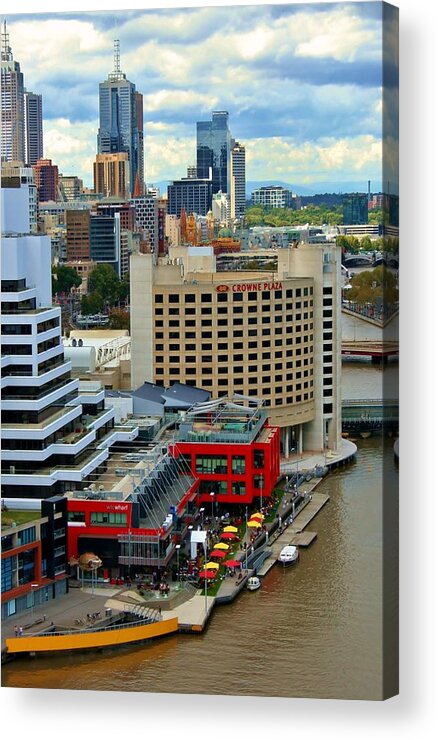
[[257, 493, 330, 576]]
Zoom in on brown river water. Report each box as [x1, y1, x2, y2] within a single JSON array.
[[2, 434, 398, 700]]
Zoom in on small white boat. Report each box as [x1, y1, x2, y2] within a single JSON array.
[[247, 576, 261, 591], [278, 545, 299, 566]]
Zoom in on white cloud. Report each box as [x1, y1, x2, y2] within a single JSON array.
[[44, 118, 96, 183]]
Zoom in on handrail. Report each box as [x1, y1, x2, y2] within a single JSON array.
[[34, 614, 162, 638]]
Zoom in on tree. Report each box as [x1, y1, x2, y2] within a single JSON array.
[[347, 266, 398, 305], [108, 308, 130, 330], [88, 264, 120, 306], [81, 291, 104, 315], [52, 265, 82, 295]]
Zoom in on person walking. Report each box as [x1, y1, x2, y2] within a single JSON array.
[[14, 625, 18, 637], [19, 626, 23, 637]]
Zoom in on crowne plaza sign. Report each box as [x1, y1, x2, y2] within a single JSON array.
[[216, 281, 282, 293]]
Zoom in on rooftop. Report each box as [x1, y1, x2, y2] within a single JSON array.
[[176, 395, 267, 444]]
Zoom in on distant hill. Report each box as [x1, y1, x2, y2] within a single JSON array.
[[148, 178, 381, 199]]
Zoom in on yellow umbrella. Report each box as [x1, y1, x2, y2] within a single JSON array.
[[247, 520, 262, 528], [205, 562, 220, 570], [223, 525, 238, 533], [250, 512, 265, 521], [213, 542, 230, 550]]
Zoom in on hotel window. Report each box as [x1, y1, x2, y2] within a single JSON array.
[[218, 367, 228, 374], [156, 368, 164, 375], [185, 294, 195, 303], [248, 329, 258, 336], [156, 344, 164, 351], [155, 295, 163, 303], [324, 403, 333, 413], [169, 343, 179, 351], [169, 332, 180, 339], [218, 306, 228, 314], [218, 319, 227, 326], [233, 343, 243, 350], [202, 343, 213, 350], [248, 305, 257, 312], [169, 294, 179, 303], [262, 304, 270, 312], [203, 379, 213, 386], [218, 355, 228, 362], [202, 355, 212, 363], [218, 378, 228, 386], [262, 291, 270, 300], [201, 307, 212, 315], [156, 332, 164, 339], [169, 356, 180, 363], [185, 343, 196, 350], [248, 292, 258, 301], [234, 320, 243, 327], [185, 307, 195, 315], [201, 294, 211, 302], [323, 287, 332, 295], [186, 332, 196, 339], [248, 341, 257, 348], [218, 331, 228, 338], [201, 319, 212, 327], [218, 343, 228, 350], [169, 368, 179, 375], [234, 366, 244, 373], [169, 308, 179, 316], [217, 293, 228, 302], [248, 377, 258, 384], [262, 328, 270, 336], [155, 308, 163, 315], [275, 290, 282, 299], [202, 332, 212, 338], [186, 368, 196, 374], [323, 344, 333, 352], [248, 353, 257, 360], [233, 293, 243, 301]]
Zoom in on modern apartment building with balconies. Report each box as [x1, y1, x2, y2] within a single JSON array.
[[1, 177, 138, 501]]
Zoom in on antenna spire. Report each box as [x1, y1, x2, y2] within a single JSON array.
[[1, 20, 13, 62], [113, 38, 120, 74]]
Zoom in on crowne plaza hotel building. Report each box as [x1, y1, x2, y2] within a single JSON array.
[[130, 241, 342, 457]]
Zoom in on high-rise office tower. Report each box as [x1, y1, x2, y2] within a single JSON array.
[[135, 91, 144, 195], [196, 111, 231, 197], [93, 152, 130, 199], [343, 193, 369, 225], [1, 21, 25, 163], [231, 139, 246, 220], [97, 40, 140, 198], [34, 158, 59, 202], [24, 91, 43, 166]]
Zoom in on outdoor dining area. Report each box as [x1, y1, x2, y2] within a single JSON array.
[[196, 513, 266, 590]]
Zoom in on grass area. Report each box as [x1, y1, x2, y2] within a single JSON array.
[[1, 509, 41, 528]]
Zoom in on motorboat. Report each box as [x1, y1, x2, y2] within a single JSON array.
[[247, 576, 261, 591], [278, 545, 299, 566]]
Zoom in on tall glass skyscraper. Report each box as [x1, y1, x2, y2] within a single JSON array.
[[24, 91, 43, 166], [1, 21, 25, 163], [196, 111, 231, 196], [97, 40, 142, 197]]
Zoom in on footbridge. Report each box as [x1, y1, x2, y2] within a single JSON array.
[[342, 398, 399, 433]]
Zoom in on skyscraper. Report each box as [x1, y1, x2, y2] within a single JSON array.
[[34, 158, 59, 202], [24, 91, 43, 166], [343, 193, 369, 225], [93, 152, 130, 199], [231, 139, 246, 220], [196, 111, 231, 197], [97, 40, 141, 198], [1, 21, 25, 163]]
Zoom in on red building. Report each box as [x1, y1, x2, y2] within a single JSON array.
[[170, 397, 280, 510], [66, 450, 199, 580], [65, 398, 280, 579], [34, 158, 59, 202]]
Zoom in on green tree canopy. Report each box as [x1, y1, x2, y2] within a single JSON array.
[[108, 308, 130, 330], [88, 264, 120, 306], [52, 265, 82, 295], [347, 266, 398, 305], [81, 291, 104, 315]]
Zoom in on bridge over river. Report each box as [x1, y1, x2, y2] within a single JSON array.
[[342, 398, 399, 434]]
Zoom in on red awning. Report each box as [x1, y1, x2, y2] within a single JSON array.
[[210, 550, 227, 558]]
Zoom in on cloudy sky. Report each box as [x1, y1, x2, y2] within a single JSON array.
[[5, 1, 397, 193]]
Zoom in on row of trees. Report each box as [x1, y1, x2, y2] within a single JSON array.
[[345, 266, 398, 305], [245, 205, 384, 228], [337, 235, 399, 255]]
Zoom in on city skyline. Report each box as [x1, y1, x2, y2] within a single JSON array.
[[4, 2, 394, 192]]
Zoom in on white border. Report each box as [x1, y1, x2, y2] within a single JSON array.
[[1, 1, 436, 737]]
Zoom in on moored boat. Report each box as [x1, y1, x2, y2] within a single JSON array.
[[247, 576, 261, 591], [278, 545, 299, 566]]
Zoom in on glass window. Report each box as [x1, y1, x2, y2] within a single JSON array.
[[232, 456, 246, 474]]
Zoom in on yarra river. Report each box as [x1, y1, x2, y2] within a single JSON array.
[[2, 364, 398, 700]]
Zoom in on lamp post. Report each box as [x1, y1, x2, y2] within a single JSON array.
[[245, 506, 248, 571], [210, 492, 215, 522], [199, 507, 205, 530], [175, 544, 181, 588]]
